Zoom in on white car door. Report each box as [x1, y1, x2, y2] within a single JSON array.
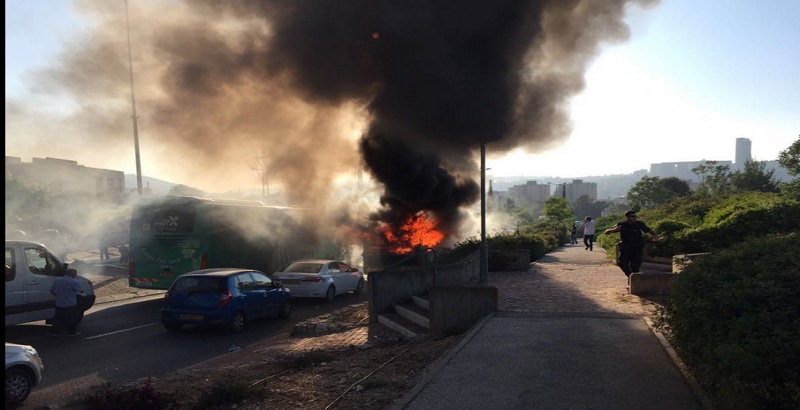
[[325, 262, 343, 294], [22, 246, 61, 321], [5, 246, 29, 326], [339, 262, 359, 291]]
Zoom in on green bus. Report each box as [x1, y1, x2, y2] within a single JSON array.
[[128, 196, 313, 290]]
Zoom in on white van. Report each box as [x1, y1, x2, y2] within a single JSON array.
[[5, 240, 96, 326]]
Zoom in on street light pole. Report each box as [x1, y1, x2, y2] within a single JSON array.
[[125, 0, 143, 196], [479, 142, 488, 283]]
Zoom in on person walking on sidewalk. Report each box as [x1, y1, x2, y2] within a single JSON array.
[[603, 211, 660, 277], [570, 224, 578, 244], [99, 235, 110, 260], [49, 268, 84, 337], [582, 216, 595, 250]]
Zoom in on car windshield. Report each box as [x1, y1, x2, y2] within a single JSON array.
[[280, 262, 323, 273], [173, 276, 223, 293]]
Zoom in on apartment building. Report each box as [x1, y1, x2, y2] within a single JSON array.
[[5, 156, 125, 203]]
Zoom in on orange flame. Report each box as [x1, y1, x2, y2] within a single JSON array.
[[381, 213, 444, 254]]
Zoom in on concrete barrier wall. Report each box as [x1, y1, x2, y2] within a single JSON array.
[[368, 252, 480, 323], [629, 273, 676, 295], [429, 284, 497, 337]]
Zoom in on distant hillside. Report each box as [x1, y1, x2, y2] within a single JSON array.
[[124, 174, 178, 194]]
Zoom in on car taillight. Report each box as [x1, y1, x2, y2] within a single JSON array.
[[218, 290, 232, 307], [201, 253, 208, 269], [301, 276, 323, 283]]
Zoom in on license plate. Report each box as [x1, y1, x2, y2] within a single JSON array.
[[179, 314, 203, 321]]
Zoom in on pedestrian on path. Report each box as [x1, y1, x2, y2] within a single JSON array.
[[603, 211, 660, 277], [99, 235, 110, 260], [570, 224, 578, 244], [49, 268, 84, 336], [582, 216, 595, 250]]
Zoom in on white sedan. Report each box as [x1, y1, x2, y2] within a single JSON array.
[[272, 259, 364, 302]]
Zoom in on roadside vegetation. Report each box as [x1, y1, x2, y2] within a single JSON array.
[[453, 136, 800, 409]]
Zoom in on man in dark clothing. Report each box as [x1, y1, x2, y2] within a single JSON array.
[[49, 268, 84, 336], [603, 211, 660, 277]]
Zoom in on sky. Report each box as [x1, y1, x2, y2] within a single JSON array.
[[6, 0, 800, 193]]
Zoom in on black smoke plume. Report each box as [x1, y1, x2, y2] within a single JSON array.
[[255, 0, 654, 238], [8, 0, 656, 245]]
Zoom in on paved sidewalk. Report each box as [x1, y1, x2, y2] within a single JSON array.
[[394, 244, 708, 410]]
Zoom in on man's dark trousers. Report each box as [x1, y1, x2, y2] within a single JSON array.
[[618, 245, 643, 276], [52, 305, 79, 335]]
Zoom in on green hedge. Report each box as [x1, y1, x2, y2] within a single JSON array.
[[675, 200, 800, 252], [439, 221, 563, 264], [658, 234, 800, 409]]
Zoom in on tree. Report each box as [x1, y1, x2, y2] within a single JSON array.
[[692, 161, 732, 196], [573, 195, 609, 220], [5, 170, 53, 235], [661, 177, 692, 197], [777, 135, 800, 176], [543, 197, 574, 222], [777, 136, 800, 199], [506, 206, 536, 226], [627, 176, 672, 210], [730, 160, 779, 193]]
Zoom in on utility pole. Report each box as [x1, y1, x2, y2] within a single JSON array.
[[125, 0, 143, 196], [250, 149, 269, 201], [479, 142, 488, 283]]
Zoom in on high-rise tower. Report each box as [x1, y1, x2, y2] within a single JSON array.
[[735, 138, 752, 170]]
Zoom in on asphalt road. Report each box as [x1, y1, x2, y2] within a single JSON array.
[[5, 261, 367, 409]]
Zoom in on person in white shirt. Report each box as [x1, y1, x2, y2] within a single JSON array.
[[582, 216, 595, 251]]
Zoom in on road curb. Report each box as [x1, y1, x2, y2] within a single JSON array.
[[644, 316, 713, 409]]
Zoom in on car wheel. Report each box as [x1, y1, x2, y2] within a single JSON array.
[[278, 300, 292, 319], [227, 311, 246, 333], [5, 367, 34, 408], [354, 278, 364, 295], [324, 286, 336, 303], [163, 321, 183, 332]]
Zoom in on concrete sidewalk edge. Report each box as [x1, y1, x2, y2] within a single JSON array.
[[386, 311, 497, 410], [643, 317, 713, 409]]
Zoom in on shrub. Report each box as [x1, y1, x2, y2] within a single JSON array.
[[192, 379, 266, 410], [678, 200, 800, 252], [702, 192, 784, 226], [439, 221, 562, 264], [81, 378, 178, 410], [282, 348, 334, 369], [658, 234, 800, 409]]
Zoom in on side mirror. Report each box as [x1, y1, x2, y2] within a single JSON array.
[[273, 281, 283, 288]]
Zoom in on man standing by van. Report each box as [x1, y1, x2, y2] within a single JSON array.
[[50, 268, 83, 337]]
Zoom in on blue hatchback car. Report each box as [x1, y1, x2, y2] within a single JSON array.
[[161, 268, 292, 333]]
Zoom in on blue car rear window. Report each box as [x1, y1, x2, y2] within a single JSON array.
[[174, 277, 223, 293]]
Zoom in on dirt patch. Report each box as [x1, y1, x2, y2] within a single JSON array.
[[65, 303, 462, 410]]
